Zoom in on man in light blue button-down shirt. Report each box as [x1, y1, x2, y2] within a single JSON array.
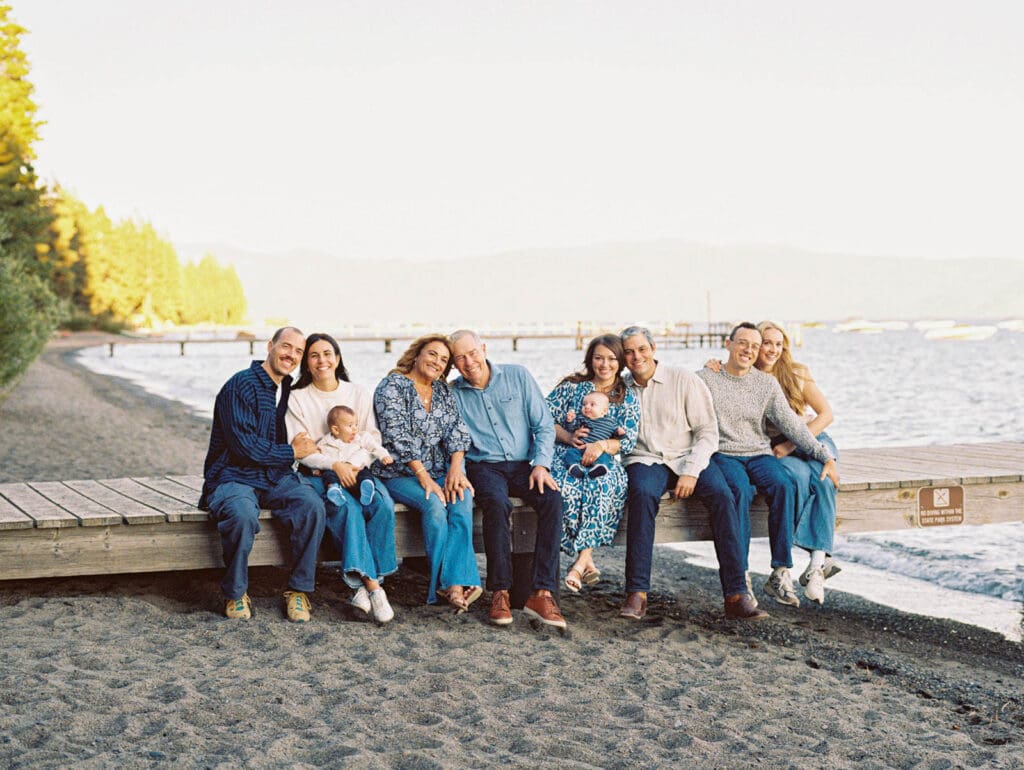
[[450, 330, 567, 630]]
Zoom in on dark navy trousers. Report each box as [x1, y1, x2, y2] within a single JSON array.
[[466, 460, 563, 593], [624, 461, 747, 597]]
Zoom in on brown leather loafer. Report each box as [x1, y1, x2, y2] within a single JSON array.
[[725, 592, 770, 620], [619, 591, 647, 620], [523, 593, 567, 629], [489, 589, 513, 626]]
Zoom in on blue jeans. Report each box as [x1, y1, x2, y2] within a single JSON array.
[[624, 462, 746, 597], [712, 453, 799, 570], [466, 460, 563, 593], [306, 474, 397, 590], [780, 432, 838, 554], [383, 475, 481, 604], [206, 473, 326, 600]]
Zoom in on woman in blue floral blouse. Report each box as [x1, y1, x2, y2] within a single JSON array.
[[374, 334, 482, 611], [547, 335, 640, 593]]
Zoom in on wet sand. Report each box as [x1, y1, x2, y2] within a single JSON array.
[[0, 335, 1021, 768]]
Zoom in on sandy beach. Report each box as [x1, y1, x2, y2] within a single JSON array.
[[0, 336, 1021, 768]]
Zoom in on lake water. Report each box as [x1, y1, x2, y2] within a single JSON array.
[[76, 327, 1024, 639]]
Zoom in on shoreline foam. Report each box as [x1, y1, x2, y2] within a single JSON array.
[[673, 541, 1023, 642]]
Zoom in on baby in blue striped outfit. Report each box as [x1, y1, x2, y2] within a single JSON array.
[[561, 391, 625, 480]]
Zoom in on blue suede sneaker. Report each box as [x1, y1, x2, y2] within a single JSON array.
[[359, 479, 376, 506], [326, 483, 345, 507]]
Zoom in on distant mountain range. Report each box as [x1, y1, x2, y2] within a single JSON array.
[[176, 240, 1024, 328]]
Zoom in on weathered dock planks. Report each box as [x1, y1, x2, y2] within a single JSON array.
[[0, 442, 1020, 582]]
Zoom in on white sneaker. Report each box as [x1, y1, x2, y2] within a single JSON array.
[[800, 556, 841, 586], [822, 555, 841, 580], [369, 588, 394, 624], [804, 567, 825, 604], [764, 567, 800, 607], [350, 586, 371, 614]]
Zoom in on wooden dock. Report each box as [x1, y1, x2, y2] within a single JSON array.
[[101, 322, 734, 356], [1, 442, 1020, 584]]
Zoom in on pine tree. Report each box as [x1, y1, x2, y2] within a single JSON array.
[[0, 3, 41, 157], [180, 253, 247, 325], [0, 4, 57, 387], [40, 185, 91, 315]]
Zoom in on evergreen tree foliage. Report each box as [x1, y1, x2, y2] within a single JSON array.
[[180, 254, 247, 325], [144, 222, 186, 325], [46, 192, 249, 329], [0, 238, 59, 386], [0, 4, 50, 278], [0, 128, 51, 279], [79, 216, 185, 326], [40, 184, 90, 310], [216, 262, 247, 325], [0, 4, 57, 387], [0, 4, 41, 159]]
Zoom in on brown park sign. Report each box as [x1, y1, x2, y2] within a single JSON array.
[[918, 485, 964, 526]]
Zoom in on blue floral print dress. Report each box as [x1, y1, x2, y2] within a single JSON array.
[[546, 380, 640, 556]]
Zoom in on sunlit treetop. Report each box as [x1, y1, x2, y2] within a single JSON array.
[[0, 3, 44, 160]]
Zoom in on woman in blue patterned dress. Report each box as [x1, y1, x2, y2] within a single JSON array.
[[373, 334, 483, 612], [546, 335, 640, 592]]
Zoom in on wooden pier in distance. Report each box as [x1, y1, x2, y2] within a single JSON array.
[[101, 322, 734, 356], [1, 442, 1020, 590]]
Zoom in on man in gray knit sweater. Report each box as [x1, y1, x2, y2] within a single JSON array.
[[697, 323, 839, 607]]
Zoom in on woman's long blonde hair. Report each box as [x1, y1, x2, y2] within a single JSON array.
[[756, 321, 809, 415]]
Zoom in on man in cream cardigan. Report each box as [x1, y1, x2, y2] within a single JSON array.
[[619, 325, 766, 622]]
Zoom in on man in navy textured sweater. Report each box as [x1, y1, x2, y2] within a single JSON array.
[[200, 327, 326, 622]]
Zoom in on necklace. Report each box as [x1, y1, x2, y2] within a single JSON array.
[[413, 380, 433, 409]]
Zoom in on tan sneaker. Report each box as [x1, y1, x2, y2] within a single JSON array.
[[764, 568, 800, 607], [225, 593, 251, 620], [523, 593, 567, 630], [489, 590, 513, 626], [283, 590, 311, 622]]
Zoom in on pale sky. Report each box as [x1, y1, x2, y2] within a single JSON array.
[[15, 1, 1024, 262]]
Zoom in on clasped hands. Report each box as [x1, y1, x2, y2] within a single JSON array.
[[439, 467, 473, 503], [569, 426, 604, 466]]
